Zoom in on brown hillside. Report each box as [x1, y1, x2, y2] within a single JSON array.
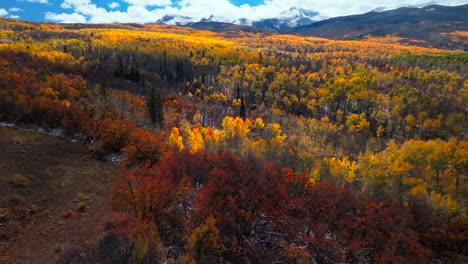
[[0, 126, 120, 264]]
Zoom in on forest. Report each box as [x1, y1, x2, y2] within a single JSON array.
[[0, 17, 467, 263]]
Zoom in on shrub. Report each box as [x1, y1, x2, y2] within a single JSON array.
[[76, 192, 90, 201], [5, 193, 26, 206], [77, 202, 87, 212], [54, 244, 64, 253], [8, 174, 28, 187], [63, 209, 77, 218]]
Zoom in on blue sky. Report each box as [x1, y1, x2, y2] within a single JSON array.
[[0, 0, 467, 23]]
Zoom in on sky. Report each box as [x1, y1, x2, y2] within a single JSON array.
[[0, 0, 467, 24]]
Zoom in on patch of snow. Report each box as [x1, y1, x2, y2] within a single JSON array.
[[233, 18, 253, 26], [254, 7, 319, 28], [1, 122, 86, 143], [195, 183, 204, 192], [0, 122, 14, 127], [103, 153, 125, 162], [426, 8, 436, 11], [156, 15, 194, 26], [35, 127, 63, 137], [371, 7, 388, 13], [45, 128, 64, 137], [2, 122, 124, 163]]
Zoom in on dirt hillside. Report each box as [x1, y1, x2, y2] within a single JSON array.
[[0, 126, 120, 264]]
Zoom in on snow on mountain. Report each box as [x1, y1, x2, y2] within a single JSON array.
[[251, 7, 320, 30], [277, 7, 320, 27], [156, 15, 193, 26], [156, 7, 320, 30], [370, 7, 389, 13]]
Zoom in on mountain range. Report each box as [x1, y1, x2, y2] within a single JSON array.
[[157, 7, 321, 30], [288, 4, 468, 50], [156, 4, 468, 50]]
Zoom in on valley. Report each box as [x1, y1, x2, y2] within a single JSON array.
[[0, 9, 466, 263]]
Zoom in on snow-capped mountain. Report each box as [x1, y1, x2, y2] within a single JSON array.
[[252, 7, 320, 30], [156, 15, 193, 25], [370, 7, 388, 13], [155, 7, 320, 30], [279, 7, 320, 27]]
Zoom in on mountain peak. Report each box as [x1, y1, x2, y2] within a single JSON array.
[[284, 7, 319, 17], [156, 6, 319, 30], [156, 15, 193, 26]]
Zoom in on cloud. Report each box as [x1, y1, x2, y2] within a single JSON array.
[[108, 2, 120, 9], [9, 7, 23, 12], [223, 0, 468, 20], [45, 12, 87, 23], [0, 9, 8, 17], [157, 0, 468, 22], [60, 0, 91, 9], [174, 0, 246, 20], [48, 2, 160, 23], [9, 15, 21, 19], [46, 0, 468, 24], [86, 5, 161, 23], [123, 0, 172, 7], [19, 0, 49, 3]]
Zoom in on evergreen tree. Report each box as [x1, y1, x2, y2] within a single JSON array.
[[115, 57, 124, 77], [240, 96, 247, 120], [98, 77, 108, 97], [147, 82, 164, 128]]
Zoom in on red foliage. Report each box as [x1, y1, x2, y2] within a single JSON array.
[[286, 183, 430, 263], [110, 149, 435, 262], [112, 155, 195, 246], [192, 153, 289, 260], [163, 95, 198, 128]]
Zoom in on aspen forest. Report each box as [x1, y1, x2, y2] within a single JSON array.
[[0, 15, 466, 263]]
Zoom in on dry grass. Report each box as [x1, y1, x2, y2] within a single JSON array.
[[8, 174, 28, 187], [0, 207, 8, 222], [53, 244, 64, 254], [4, 193, 26, 206], [62, 209, 77, 218], [76, 192, 90, 201], [78, 202, 87, 212]]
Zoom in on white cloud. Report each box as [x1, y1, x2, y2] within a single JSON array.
[[45, 12, 87, 23], [144, 0, 468, 23], [19, 0, 49, 3], [60, 0, 91, 9], [173, 0, 243, 21], [123, 0, 172, 7], [9, 7, 23, 12], [9, 15, 21, 19], [49, 2, 161, 23], [87, 5, 160, 23], [0, 9, 8, 17], [255, 0, 468, 19], [108, 2, 120, 9], [46, 0, 468, 24]]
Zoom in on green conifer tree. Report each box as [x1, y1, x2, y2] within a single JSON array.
[[148, 82, 164, 128], [240, 96, 247, 120]]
